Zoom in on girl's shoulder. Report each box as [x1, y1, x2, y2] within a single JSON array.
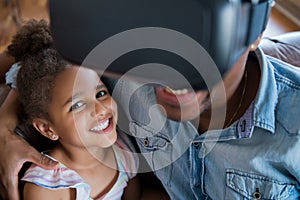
[[22, 161, 83, 187], [23, 181, 75, 200], [21, 156, 91, 199], [114, 129, 139, 179]]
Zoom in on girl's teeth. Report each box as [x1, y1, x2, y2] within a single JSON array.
[[164, 87, 188, 95], [91, 119, 109, 131]]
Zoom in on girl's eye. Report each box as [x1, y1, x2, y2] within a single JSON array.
[[69, 101, 85, 112], [96, 90, 107, 99]]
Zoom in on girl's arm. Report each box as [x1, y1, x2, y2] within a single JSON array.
[[23, 182, 76, 200]]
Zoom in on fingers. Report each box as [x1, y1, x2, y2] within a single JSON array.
[[0, 136, 23, 200], [0, 181, 8, 199], [0, 171, 20, 200], [28, 151, 59, 170], [0, 132, 58, 200], [6, 177, 20, 200], [0, 148, 58, 200]]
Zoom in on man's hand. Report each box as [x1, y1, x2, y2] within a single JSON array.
[[0, 129, 58, 200], [0, 89, 58, 200]]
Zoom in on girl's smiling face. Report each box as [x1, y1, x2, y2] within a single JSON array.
[[46, 66, 118, 149]]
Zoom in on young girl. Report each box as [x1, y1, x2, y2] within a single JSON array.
[[10, 19, 140, 200]]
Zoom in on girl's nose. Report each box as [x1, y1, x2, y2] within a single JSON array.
[[92, 100, 110, 117]]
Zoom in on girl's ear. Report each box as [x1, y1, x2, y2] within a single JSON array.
[[32, 118, 59, 141]]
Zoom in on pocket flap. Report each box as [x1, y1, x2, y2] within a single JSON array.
[[226, 169, 294, 199], [129, 121, 169, 150]]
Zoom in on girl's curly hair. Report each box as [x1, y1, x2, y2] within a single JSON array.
[[5, 19, 69, 151], [12, 19, 68, 122], [7, 19, 53, 62], [17, 49, 67, 121]]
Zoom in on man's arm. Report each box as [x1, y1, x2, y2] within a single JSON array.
[[0, 88, 58, 200], [0, 52, 15, 83]]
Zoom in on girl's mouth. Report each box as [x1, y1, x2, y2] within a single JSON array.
[[90, 118, 113, 134]]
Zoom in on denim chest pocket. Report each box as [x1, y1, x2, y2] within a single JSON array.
[[226, 169, 295, 200], [129, 122, 173, 186]]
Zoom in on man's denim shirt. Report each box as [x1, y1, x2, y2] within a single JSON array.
[[113, 47, 300, 200]]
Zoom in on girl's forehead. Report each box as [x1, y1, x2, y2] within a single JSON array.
[[52, 67, 104, 106], [54, 67, 102, 91], [61, 66, 99, 79]]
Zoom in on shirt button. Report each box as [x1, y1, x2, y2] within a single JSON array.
[[143, 138, 149, 147], [193, 142, 200, 148], [253, 189, 261, 199]]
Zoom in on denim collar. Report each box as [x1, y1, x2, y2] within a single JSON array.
[[191, 48, 277, 142], [252, 47, 277, 134]]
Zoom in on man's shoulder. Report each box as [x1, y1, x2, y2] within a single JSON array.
[[271, 60, 300, 136], [268, 55, 300, 88]]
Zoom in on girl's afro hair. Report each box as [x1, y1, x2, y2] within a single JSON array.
[[7, 19, 53, 61]]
